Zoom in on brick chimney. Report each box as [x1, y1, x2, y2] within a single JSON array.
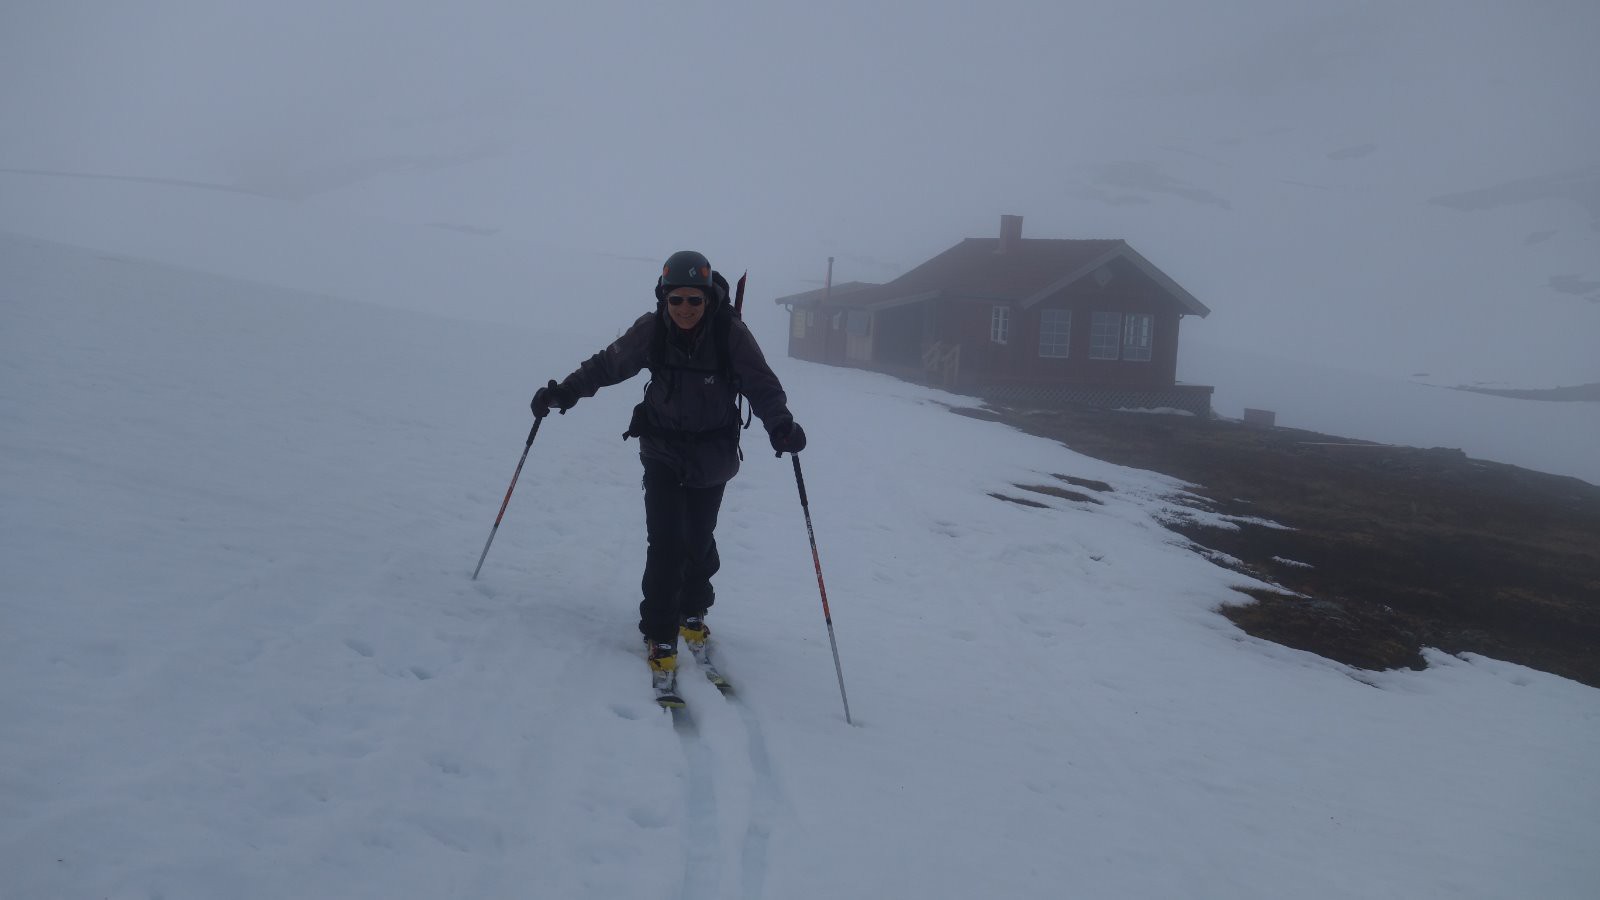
[[997, 214, 1023, 253]]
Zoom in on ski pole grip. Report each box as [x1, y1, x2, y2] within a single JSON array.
[[791, 454, 809, 507]]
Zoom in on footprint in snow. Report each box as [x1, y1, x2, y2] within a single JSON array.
[[610, 703, 646, 721], [627, 805, 670, 829], [425, 752, 468, 777]]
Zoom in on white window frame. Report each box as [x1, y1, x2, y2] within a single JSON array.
[[1038, 308, 1071, 358], [1123, 313, 1153, 362], [1090, 312, 1122, 360], [990, 305, 1010, 344], [791, 309, 807, 339]]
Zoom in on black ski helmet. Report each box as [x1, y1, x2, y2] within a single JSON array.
[[656, 250, 716, 301]]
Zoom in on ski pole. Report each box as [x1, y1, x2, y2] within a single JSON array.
[[472, 417, 543, 580], [790, 453, 853, 725]]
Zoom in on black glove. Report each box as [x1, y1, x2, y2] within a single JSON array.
[[769, 419, 806, 456], [531, 379, 576, 418]]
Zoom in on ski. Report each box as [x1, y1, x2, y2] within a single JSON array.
[[652, 666, 692, 733], [686, 639, 732, 693], [643, 627, 729, 710]]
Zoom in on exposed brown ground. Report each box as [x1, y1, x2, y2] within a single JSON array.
[[956, 403, 1600, 687]]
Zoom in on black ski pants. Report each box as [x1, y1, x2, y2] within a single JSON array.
[[639, 459, 724, 645]]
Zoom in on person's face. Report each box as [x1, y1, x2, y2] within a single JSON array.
[[665, 287, 708, 330]]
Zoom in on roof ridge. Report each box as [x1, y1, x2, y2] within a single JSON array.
[[964, 236, 1125, 242]]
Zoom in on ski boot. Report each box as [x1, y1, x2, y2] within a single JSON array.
[[679, 615, 710, 652], [647, 639, 685, 708], [679, 615, 730, 691]]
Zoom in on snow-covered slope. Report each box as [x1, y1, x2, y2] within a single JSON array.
[[3, 232, 1597, 899], [1182, 335, 1600, 486]]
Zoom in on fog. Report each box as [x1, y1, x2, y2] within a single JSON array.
[[4, 0, 1597, 385]]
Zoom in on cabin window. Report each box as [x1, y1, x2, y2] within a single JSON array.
[[1090, 312, 1122, 359], [791, 309, 807, 339], [1123, 314, 1153, 362], [990, 306, 1010, 344], [1038, 309, 1071, 358]]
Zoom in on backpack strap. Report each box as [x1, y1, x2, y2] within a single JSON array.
[[712, 308, 753, 430]]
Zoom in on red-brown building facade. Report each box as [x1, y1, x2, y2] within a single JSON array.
[[774, 216, 1214, 414]]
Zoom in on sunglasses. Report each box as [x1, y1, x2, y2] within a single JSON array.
[[667, 295, 705, 307]]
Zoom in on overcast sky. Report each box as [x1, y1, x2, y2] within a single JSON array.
[[3, 0, 1597, 384]]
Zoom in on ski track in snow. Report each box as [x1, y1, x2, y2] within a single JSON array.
[[673, 703, 721, 900], [669, 656, 786, 900], [734, 698, 781, 900]]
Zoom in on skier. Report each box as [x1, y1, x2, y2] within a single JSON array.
[[530, 250, 807, 703]]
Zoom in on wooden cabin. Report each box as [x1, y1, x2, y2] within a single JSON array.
[[774, 216, 1215, 414]]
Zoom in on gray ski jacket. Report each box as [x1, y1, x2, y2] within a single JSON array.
[[557, 305, 794, 487]]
